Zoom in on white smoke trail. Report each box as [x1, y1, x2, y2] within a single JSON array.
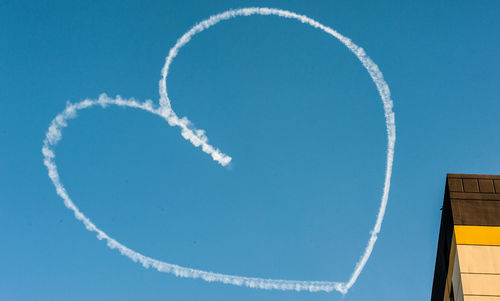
[[42, 94, 345, 293], [42, 7, 395, 295]]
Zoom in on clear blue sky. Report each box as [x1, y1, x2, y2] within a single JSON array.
[[1, 1, 499, 300]]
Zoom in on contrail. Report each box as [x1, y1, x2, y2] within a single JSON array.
[[42, 7, 395, 295]]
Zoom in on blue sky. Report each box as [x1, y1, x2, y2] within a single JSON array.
[[1, 1, 499, 300]]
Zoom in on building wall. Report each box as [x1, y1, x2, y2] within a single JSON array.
[[431, 174, 500, 301], [455, 226, 500, 300]]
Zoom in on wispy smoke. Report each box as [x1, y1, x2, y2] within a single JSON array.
[[42, 7, 395, 295]]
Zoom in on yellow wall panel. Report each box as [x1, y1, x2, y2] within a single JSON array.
[[457, 245, 500, 274], [461, 274, 500, 296], [455, 225, 500, 246]]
